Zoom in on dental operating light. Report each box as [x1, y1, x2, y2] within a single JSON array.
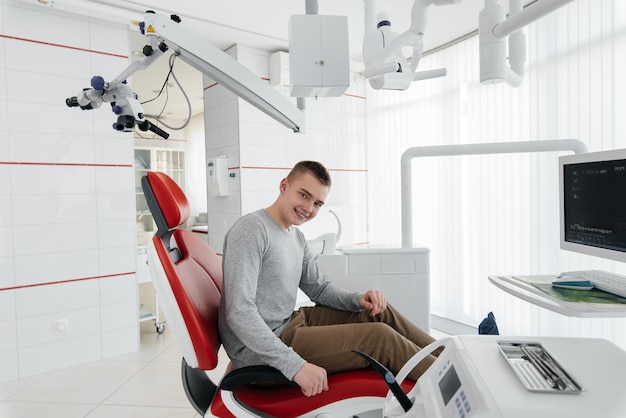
[[362, 0, 461, 91]]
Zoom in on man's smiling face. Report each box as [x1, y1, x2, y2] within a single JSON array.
[[276, 171, 329, 230]]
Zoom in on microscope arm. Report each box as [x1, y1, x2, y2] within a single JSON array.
[[67, 11, 305, 139]]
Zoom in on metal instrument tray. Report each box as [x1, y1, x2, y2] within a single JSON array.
[[497, 340, 584, 393]]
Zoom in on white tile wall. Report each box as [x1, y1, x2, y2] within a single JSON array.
[[0, 258, 14, 289], [98, 248, 136, 277], [98, 220, 137, 248], [4, 38, 91, 80], [13, 222, 99, 256], [0, 124, 8, 160], [10, 165, 96, 195], [19, 334, 102, 378], [15, 280, 100, 318], [0, 319, 16, 352], [0, 226, 13, 258], [101, 326, 138, 359], [99, 275, 137, 304], [97, 193, 135, 221], [1, 0, 139, 380], [0, 290, 15, 321], [14, 251, 99, 287], [95, 135, 135, 165], [11, 194, 98, 225], [0, 165, 9, 194], [8, 131, 96, 165], [0, 66, 5, 102], [0, 24, 5, 66], [204, 97, 239, 131], [4, 3, 91, 47], [90, 21, 130, 56], [0, 351, 18, 383], [16, 306, 101, 348], [0, 195, 11, 225], [100, 300, 137, 332], [96, 166, 135, 193]]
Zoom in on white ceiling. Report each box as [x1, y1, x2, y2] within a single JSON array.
[[114, 0, 514, 124]]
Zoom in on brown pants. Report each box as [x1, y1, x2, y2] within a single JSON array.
[[279, 304, 438, 381]]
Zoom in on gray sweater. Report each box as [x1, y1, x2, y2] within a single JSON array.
[[218, 209, 363, 380]]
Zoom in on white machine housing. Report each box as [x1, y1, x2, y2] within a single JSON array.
[[288, 14, 350, 97], [390, 335, 626, 418], [385, 336, 501, 418]]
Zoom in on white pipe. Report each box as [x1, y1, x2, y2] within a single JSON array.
[[493, 0, 574, 39], [401, 139, 588, 246], [305, 0, 319, 15], [364, 62, 400, 78], [413, 67, 447, 81], [363, 0, 377, 33]]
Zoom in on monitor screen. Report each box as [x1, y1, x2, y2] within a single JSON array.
[[559, 149, 626, 263]]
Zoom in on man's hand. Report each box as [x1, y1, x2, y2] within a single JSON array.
[[359, 289, 387, 316], [293, 362, 329, 397]]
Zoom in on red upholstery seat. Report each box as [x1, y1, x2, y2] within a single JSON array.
[[142, 171, 413, 417]]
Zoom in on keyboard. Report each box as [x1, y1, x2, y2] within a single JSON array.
[[560, 270, 626, 298]]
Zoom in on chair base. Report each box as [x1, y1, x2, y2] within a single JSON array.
[[181, 358, 217, 415]]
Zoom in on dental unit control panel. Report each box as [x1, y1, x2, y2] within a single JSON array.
[[364, 335, 626, 418]]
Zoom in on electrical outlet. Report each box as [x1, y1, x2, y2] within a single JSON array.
[[53, 319, 69, 334]]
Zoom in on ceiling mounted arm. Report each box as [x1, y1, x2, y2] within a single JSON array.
[[479, 0, 575, 87]]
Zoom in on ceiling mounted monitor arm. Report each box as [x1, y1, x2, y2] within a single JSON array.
[[479, 0, 574, 87], [66, 11, 305, 136], [362, 0, 461, 91]]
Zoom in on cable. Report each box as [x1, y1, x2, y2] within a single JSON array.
[[138, 53, 193, 133]]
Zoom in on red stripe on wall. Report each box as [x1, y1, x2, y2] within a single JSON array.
[[343, 93, 366, 100], [0, 272, 135, 292], [0, 34, 128, 58], [0, 162, 133, 167]]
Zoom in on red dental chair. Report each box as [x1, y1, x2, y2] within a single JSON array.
[[141, 171, 413, 417]]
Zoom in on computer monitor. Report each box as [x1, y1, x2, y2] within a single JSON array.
[[559, 148, 626, 263]]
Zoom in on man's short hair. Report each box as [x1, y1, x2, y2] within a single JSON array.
[[287, 161, 332, 187]]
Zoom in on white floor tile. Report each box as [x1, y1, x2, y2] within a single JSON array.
[[8, 359, 149, 404], [103, 361, 190, 408], [85, 404, 198, 418], [0, 400, 96, 418], [0, 375, 44, 402]]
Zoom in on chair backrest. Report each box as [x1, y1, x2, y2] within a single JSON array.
[[142, 171, 223, 370]]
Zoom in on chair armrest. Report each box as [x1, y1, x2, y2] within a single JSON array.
[[219, 365, 296, 391]]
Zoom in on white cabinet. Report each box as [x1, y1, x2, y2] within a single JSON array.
[[316, 244, 431, 332], [288, 15, 350, 97]]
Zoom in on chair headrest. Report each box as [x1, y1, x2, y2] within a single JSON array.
[[146, 171, 191, 229]]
